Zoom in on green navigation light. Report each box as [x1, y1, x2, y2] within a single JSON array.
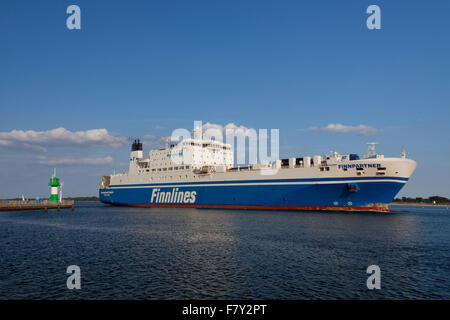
[[49, 177, 61, 187]]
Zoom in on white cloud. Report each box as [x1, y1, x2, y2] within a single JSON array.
[[0, 127, 127, 152], [142, 122, 252, 147], [202, 122, 250, 133], [309, 123, 382, 136], [143, 134, 158, 140], [37, 156, 113, 165], [142, 134, 170, 148], [201, 122, 252, 142]]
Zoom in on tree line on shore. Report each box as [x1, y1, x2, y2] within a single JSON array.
[[64, 196, 100, 201], [392, 196, 450, 204]]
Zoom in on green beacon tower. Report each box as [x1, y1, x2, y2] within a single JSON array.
[[48, 169, 61, 203]]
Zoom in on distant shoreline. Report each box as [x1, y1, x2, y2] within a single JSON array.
[[0, 197, 99, 202], [390, 202, 450, 207]]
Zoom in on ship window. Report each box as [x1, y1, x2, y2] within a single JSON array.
[[169, 167, 173, 171], [163, 168, 167, 171], [152, 169, 155, 172], [146, 169, 149, 172], [343, 168, 347, 171], [320, 167, 324, 171], [326, 167, 330, 171], [357, 172, 362, 176], [376, 172, 385, 176]]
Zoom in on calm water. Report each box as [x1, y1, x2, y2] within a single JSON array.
[[0, 202, 449, 299]]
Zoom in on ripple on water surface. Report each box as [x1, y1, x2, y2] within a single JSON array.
[[0, 203, 449, 299]]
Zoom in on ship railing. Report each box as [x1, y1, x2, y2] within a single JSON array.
[[111, 172, 127, 177], [227, 166, 252, 172]]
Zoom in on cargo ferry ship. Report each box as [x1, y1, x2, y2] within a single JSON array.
[[99, 136, 417, 212]]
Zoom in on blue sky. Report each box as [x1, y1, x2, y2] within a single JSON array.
[[0, 0, 449, 198]]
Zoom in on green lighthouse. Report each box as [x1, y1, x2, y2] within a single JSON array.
[[49, 169, 61, 203]]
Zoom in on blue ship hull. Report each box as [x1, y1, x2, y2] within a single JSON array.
[[99, 176, 408, 212]]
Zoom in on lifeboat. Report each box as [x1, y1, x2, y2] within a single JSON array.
[[195, 165, 216, 175]]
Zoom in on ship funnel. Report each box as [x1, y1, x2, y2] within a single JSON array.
[[131, 139, 143, 151]]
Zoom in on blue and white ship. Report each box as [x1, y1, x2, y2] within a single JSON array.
[[99, 136, 417, 212]]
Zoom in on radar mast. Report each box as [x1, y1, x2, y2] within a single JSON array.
[[366, 142, 379, 158]]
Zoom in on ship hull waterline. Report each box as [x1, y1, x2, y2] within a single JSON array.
[[99, 177, 407, 213]]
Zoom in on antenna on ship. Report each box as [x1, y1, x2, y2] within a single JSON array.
[[401, 146, 406, 159], [193, 121, 203, 141], [366, 142, 378, 158]]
